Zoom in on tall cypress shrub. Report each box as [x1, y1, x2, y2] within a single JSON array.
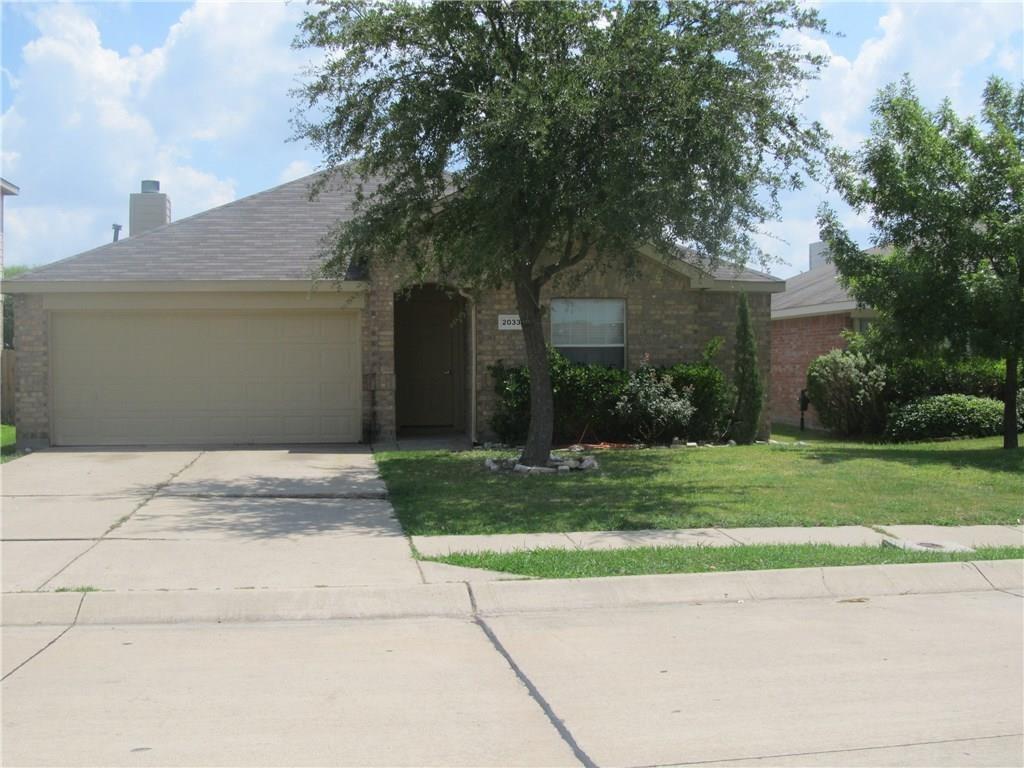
[[732, 293, 764, 443]]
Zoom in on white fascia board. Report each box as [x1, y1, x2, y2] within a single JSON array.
[[1, 279, 368, 295]]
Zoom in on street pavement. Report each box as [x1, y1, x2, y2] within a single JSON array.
[[2, 589, 1021, 767]]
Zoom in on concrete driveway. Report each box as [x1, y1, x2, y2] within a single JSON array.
[[1, 447, 422, 593]]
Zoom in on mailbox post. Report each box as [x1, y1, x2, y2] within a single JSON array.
[[799, 389, 810, 432]]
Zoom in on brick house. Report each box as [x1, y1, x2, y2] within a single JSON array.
[[3, 173, 782, 449], [770, 243, 876, 428]]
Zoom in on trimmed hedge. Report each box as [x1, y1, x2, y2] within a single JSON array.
[[489, 348, 733, 444], [885, 394, 1006, 442]]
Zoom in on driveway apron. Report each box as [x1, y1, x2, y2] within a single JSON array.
[[1, 447, 421, 593]]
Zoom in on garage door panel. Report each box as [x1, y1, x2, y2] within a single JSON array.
[[52, 310, 361, 446]]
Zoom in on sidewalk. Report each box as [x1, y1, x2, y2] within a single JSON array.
[[412, 523, 1024, 556]]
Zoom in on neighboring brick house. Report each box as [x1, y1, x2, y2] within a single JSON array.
[[3, 172, 782, 449], [770, 243, 876, 427]]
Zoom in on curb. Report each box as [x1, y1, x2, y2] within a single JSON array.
[[2, 560, 1020, 627], [470, 560, 1023, 615]]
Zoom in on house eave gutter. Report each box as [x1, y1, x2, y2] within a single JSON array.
[[0, 279, 369, 295]]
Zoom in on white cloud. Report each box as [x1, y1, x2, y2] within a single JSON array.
[[0, 1, 309, 267], [766, 1, 1023, 265], [794, 2, 1022, 151], [278, 160, 314, 184], [5, 206, 106, 263]]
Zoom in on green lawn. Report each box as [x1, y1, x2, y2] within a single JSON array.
[[428, 543, 1024, 579], [1, 424, 17, 463], [377, 433, 1024, 535]]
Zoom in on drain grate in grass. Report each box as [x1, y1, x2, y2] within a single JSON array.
[[426, 544, 1024, 579]]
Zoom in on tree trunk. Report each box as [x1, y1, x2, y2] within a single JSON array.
[[513, 271, 554, 466], [1004, 349, 1019, 450]]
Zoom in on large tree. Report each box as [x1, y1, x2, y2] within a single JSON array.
[[819, 77, 1024, 449], [294, 0, 826, 465]]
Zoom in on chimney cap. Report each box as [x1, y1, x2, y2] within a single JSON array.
[[140, 179, 160, 193]]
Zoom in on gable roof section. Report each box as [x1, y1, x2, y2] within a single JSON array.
[[5, 170, 781, 292]]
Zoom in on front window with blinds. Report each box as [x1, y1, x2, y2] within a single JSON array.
[[550, 298, 626, 368]]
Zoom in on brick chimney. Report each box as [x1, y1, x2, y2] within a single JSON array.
[[129, 180, 171, 237]]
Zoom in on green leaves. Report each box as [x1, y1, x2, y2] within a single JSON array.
[[294, 0, 828, 286], [821, 76, 1023, 359], [819, 75, 1024, 447], [731, 293, 763, 444]]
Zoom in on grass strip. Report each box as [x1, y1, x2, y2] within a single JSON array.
[[0, 423, 19, 464], [426, 544, 1024, 579]]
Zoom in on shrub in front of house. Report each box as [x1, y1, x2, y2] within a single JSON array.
[[663, 341, 734, 442], [885, 394, 1006, 442], [806, 348, 888, 437], [490, 351, 628, 444], [614, 365, 695, 444], [489, 349, 731, 445], [806, 348, 1021, 439], [730, 293, 763, 444]]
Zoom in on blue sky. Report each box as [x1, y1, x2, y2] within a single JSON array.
[[1, 1, 1021, 277]]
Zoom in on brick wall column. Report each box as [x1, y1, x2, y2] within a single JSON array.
[[361, 269, 397, 443], [13, 294, 50, 447]]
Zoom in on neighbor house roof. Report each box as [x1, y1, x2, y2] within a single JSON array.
[[4, 170, 783, 292], [771, 261, 859, 319]]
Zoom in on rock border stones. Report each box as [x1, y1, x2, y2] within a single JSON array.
[[483, 454, 600, 475]]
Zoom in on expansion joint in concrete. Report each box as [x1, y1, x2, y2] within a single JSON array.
[[969, 561, 1024, 599], [34, 451, 207, 591], [1, 592, 85, 683], [467, 583, 597, 768]]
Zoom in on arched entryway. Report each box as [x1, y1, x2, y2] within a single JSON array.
[[394, 284, 468, 435]]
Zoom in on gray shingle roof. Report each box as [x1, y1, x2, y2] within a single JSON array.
[[771, 262, 854, 314], [15, 172, 360, 282], [11, 170, 781, 286]]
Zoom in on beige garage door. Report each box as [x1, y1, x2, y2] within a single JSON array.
[[51, 310, 361, 446]]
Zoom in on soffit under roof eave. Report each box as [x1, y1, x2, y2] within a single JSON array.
[[771, 300, 859, 320]]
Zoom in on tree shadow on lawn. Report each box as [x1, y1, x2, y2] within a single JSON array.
[[392, 481, 751, 535], [383, 451, 754, 534], [799, 443, 1024, 474]]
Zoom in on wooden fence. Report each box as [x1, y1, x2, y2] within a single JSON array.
[[1, 349, 15, 424]]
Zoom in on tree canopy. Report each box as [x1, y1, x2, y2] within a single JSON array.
[[819, 76, 1024, 449], [294, 0, 828, 463]]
